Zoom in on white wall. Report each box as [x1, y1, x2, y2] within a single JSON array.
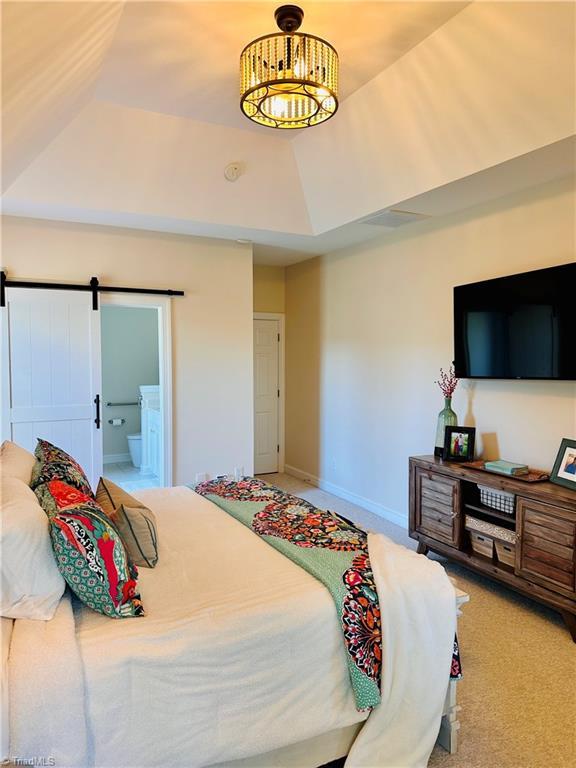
[[101, 306, 159, 459], [1, 215, 254, 483], [286, 177, 576, 524]]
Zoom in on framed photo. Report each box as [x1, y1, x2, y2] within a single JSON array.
[[550, 438, 576, 490], [443, 426, 476, 462]]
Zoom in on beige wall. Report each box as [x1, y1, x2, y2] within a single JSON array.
[[285, 177, 576, 523], [286, 259, 321, 477], [2, 216, 254, 483], [253, 264, 286, 313]]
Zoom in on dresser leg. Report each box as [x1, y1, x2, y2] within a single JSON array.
[[417, 542, 429, 556], [560, 611, 576, 643]]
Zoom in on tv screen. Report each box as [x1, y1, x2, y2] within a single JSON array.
[[454, 264, 576, 380]]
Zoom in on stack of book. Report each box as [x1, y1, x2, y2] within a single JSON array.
[[484, 460, 529, 477]]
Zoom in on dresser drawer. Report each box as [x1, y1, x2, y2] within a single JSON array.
[[516, 498, 576, 598], [414, 468, 460, 547]]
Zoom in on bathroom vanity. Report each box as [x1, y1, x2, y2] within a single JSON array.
[[140, 385, 162, 479]]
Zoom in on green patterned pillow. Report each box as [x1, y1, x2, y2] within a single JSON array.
[[38, 478, 145, 618]]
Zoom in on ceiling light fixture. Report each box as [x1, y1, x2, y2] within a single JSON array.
[[240, 5, 339, 130]]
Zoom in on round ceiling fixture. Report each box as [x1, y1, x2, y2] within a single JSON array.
[[240, 5, 339, 130], [224, 162, 244, 182]]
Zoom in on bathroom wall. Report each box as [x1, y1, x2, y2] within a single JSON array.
[[101, 306, 160, 462]]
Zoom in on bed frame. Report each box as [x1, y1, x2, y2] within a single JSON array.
[[437, 586, 469, 754]]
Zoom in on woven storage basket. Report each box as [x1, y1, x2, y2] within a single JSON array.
[[495, 540, 516, 567], [477, 484, 515, 515], [469, 531, 493, 558], [465, 515, 517, 561]]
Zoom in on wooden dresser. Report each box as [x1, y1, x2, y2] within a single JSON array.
[[409, 456, 576, 641]]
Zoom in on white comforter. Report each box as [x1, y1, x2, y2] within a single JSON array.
[[7, 486, 456, 768]]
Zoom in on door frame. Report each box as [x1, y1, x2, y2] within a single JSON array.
[[254, 312, 285, 474], [101, 294, 173, 487]]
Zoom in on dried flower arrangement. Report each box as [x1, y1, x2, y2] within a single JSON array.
[[436, 365, 459, 398]]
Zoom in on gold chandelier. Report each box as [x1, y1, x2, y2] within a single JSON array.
[[240, 5, 339, 130]]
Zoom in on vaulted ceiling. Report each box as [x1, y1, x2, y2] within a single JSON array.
[[94, 1, 468, 133], [2, 1, 575, 264]]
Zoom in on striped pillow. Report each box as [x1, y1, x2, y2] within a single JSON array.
[[96, 478, 158, 568]]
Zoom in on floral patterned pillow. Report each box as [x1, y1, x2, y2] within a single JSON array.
[[35, 478, 99, 517], [37, 477, 145, 618], [31, 439, 93, 497]]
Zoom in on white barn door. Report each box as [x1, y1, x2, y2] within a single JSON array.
[[254, 318, 280, 474], [1, 288, 103, 489]]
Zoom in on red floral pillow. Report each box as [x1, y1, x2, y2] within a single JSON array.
[[36, 478, 145, 618], [31, 439, 93, 497], [35, 478, 97, 516]]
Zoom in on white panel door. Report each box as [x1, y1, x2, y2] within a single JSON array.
[[1, 288, 103, 489], [254, 319, 279, 474]]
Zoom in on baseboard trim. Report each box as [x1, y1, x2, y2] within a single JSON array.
[[284, 464, 407, 528], [284, 464, 319, 484], [104, 452, 131, 465]]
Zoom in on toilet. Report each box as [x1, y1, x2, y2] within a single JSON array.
[[127, 434, 142, 469]]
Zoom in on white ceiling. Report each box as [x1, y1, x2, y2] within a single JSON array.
[[94, 1, 468, 135], [1, 1, 124, 187], [6, 136, 571, 266], [2, 1, 575, 265], [256, 136, 576, 263]]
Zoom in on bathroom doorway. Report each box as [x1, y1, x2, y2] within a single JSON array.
[[100, 295, 172, 491]]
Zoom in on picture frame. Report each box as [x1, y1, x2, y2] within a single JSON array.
[[550, 437, 576, 491], [443, 426, 476, 462]]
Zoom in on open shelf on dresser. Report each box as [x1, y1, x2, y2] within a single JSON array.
[[463, 502, 516, 528]]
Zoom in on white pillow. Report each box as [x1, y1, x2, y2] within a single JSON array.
[[0, 476, 65, 620], [0, 441, 36, 485]]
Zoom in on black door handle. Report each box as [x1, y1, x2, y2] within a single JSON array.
[[94, 394, 101, 429]]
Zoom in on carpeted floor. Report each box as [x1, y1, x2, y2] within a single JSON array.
[[264, 473, 576, 768]]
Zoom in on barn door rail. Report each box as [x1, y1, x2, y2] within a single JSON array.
[[0, 271, 184, 310]]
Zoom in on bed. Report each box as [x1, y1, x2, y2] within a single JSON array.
[[3, 483, 468, 768]]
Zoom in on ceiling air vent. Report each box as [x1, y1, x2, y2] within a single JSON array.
[[363, 209, 431, 228]]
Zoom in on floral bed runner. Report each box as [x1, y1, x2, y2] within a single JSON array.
[[195, 476, 382, 710], [194, 477, 462, 711]]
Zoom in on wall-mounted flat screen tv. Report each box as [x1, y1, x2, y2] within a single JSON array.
[[454, 263, 575, 380]]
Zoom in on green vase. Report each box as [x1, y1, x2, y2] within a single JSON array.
[[435, 397, 457, 457]]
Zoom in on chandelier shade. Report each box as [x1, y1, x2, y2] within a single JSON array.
[[240, 6, 339, 129]]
